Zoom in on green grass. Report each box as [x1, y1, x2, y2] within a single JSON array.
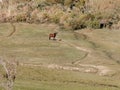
[[0, 23, 85, 64], [14, 66, 120, 90], [76, 29, 120, 65], [0, 23, 120, 90]]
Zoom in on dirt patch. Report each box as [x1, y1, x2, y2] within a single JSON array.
[[79, 64, 112, 76], [21, 63, 112, 76]]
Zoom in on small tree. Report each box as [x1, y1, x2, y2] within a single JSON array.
[[0, 56, 19, 90]]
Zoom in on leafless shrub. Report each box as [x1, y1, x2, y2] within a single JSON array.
[[0, 56, 19, 90]]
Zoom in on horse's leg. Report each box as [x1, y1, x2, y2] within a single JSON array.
[[49, 36, 51, 40], [53, 36, 56, 40]]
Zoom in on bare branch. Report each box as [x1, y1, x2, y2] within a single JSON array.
[[0, 56, 19, 90]]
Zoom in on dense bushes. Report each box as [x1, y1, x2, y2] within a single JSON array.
[[0, 0, 120, 30]]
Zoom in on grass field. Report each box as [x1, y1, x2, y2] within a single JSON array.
[[0, 23, 120, 90]]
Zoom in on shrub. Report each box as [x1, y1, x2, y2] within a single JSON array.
[[50, 10, 64, 23], [64, 0, 72, 6], [62, 14, 87, 30], [45, 0, 64, 4], [16, 13, 27, 22], [86, 19, 100, 29]]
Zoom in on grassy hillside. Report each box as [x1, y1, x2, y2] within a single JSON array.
[[0, 23, 120, 90], [0, 0, 120, 90]]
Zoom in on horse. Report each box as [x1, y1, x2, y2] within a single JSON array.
[[49, 32, 57, 40]]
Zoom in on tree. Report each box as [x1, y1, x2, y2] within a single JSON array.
[[0, 56, 19, 90]]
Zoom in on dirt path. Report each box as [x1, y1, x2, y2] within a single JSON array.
[[79, 64, 112, 76], [21, 63, 112, 76], [49, 64, 112, 76], [20, 34, 112, 76], [60, 40, 91, 64], [61, 40, 91, 53], [20, 38, 112, 76], [7, 23, 16, 37], [57, 40, 112, 76], [19, 63, 119, 89]]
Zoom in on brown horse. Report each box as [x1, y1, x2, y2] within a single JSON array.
[[49, 32, 57, 40]]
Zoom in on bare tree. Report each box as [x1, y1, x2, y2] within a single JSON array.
[[0, 56, 19, 90], [0, 0, 3, 3], [0, 0, 13, 16]]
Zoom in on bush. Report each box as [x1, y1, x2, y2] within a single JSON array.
[[45, 0, 64, 4], [86, 19, 100, 29], [50, 11, 64, 23], [64, 0, 72, 6], [1, 0, 120, 30], [16, 13, 27, 22], [61, 14, 87, 30]]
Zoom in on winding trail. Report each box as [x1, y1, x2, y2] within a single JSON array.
[[61, 40, 91, 53], [19, 32, 113, 76], [60, 40, 91, 64], [79, 64, 111, 76], [58, 39, 112, 76], [21, 63, 112, 76], [20, 37, 112, 76], [20, 39, 112, 76], [7, 23, 16, 37]]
